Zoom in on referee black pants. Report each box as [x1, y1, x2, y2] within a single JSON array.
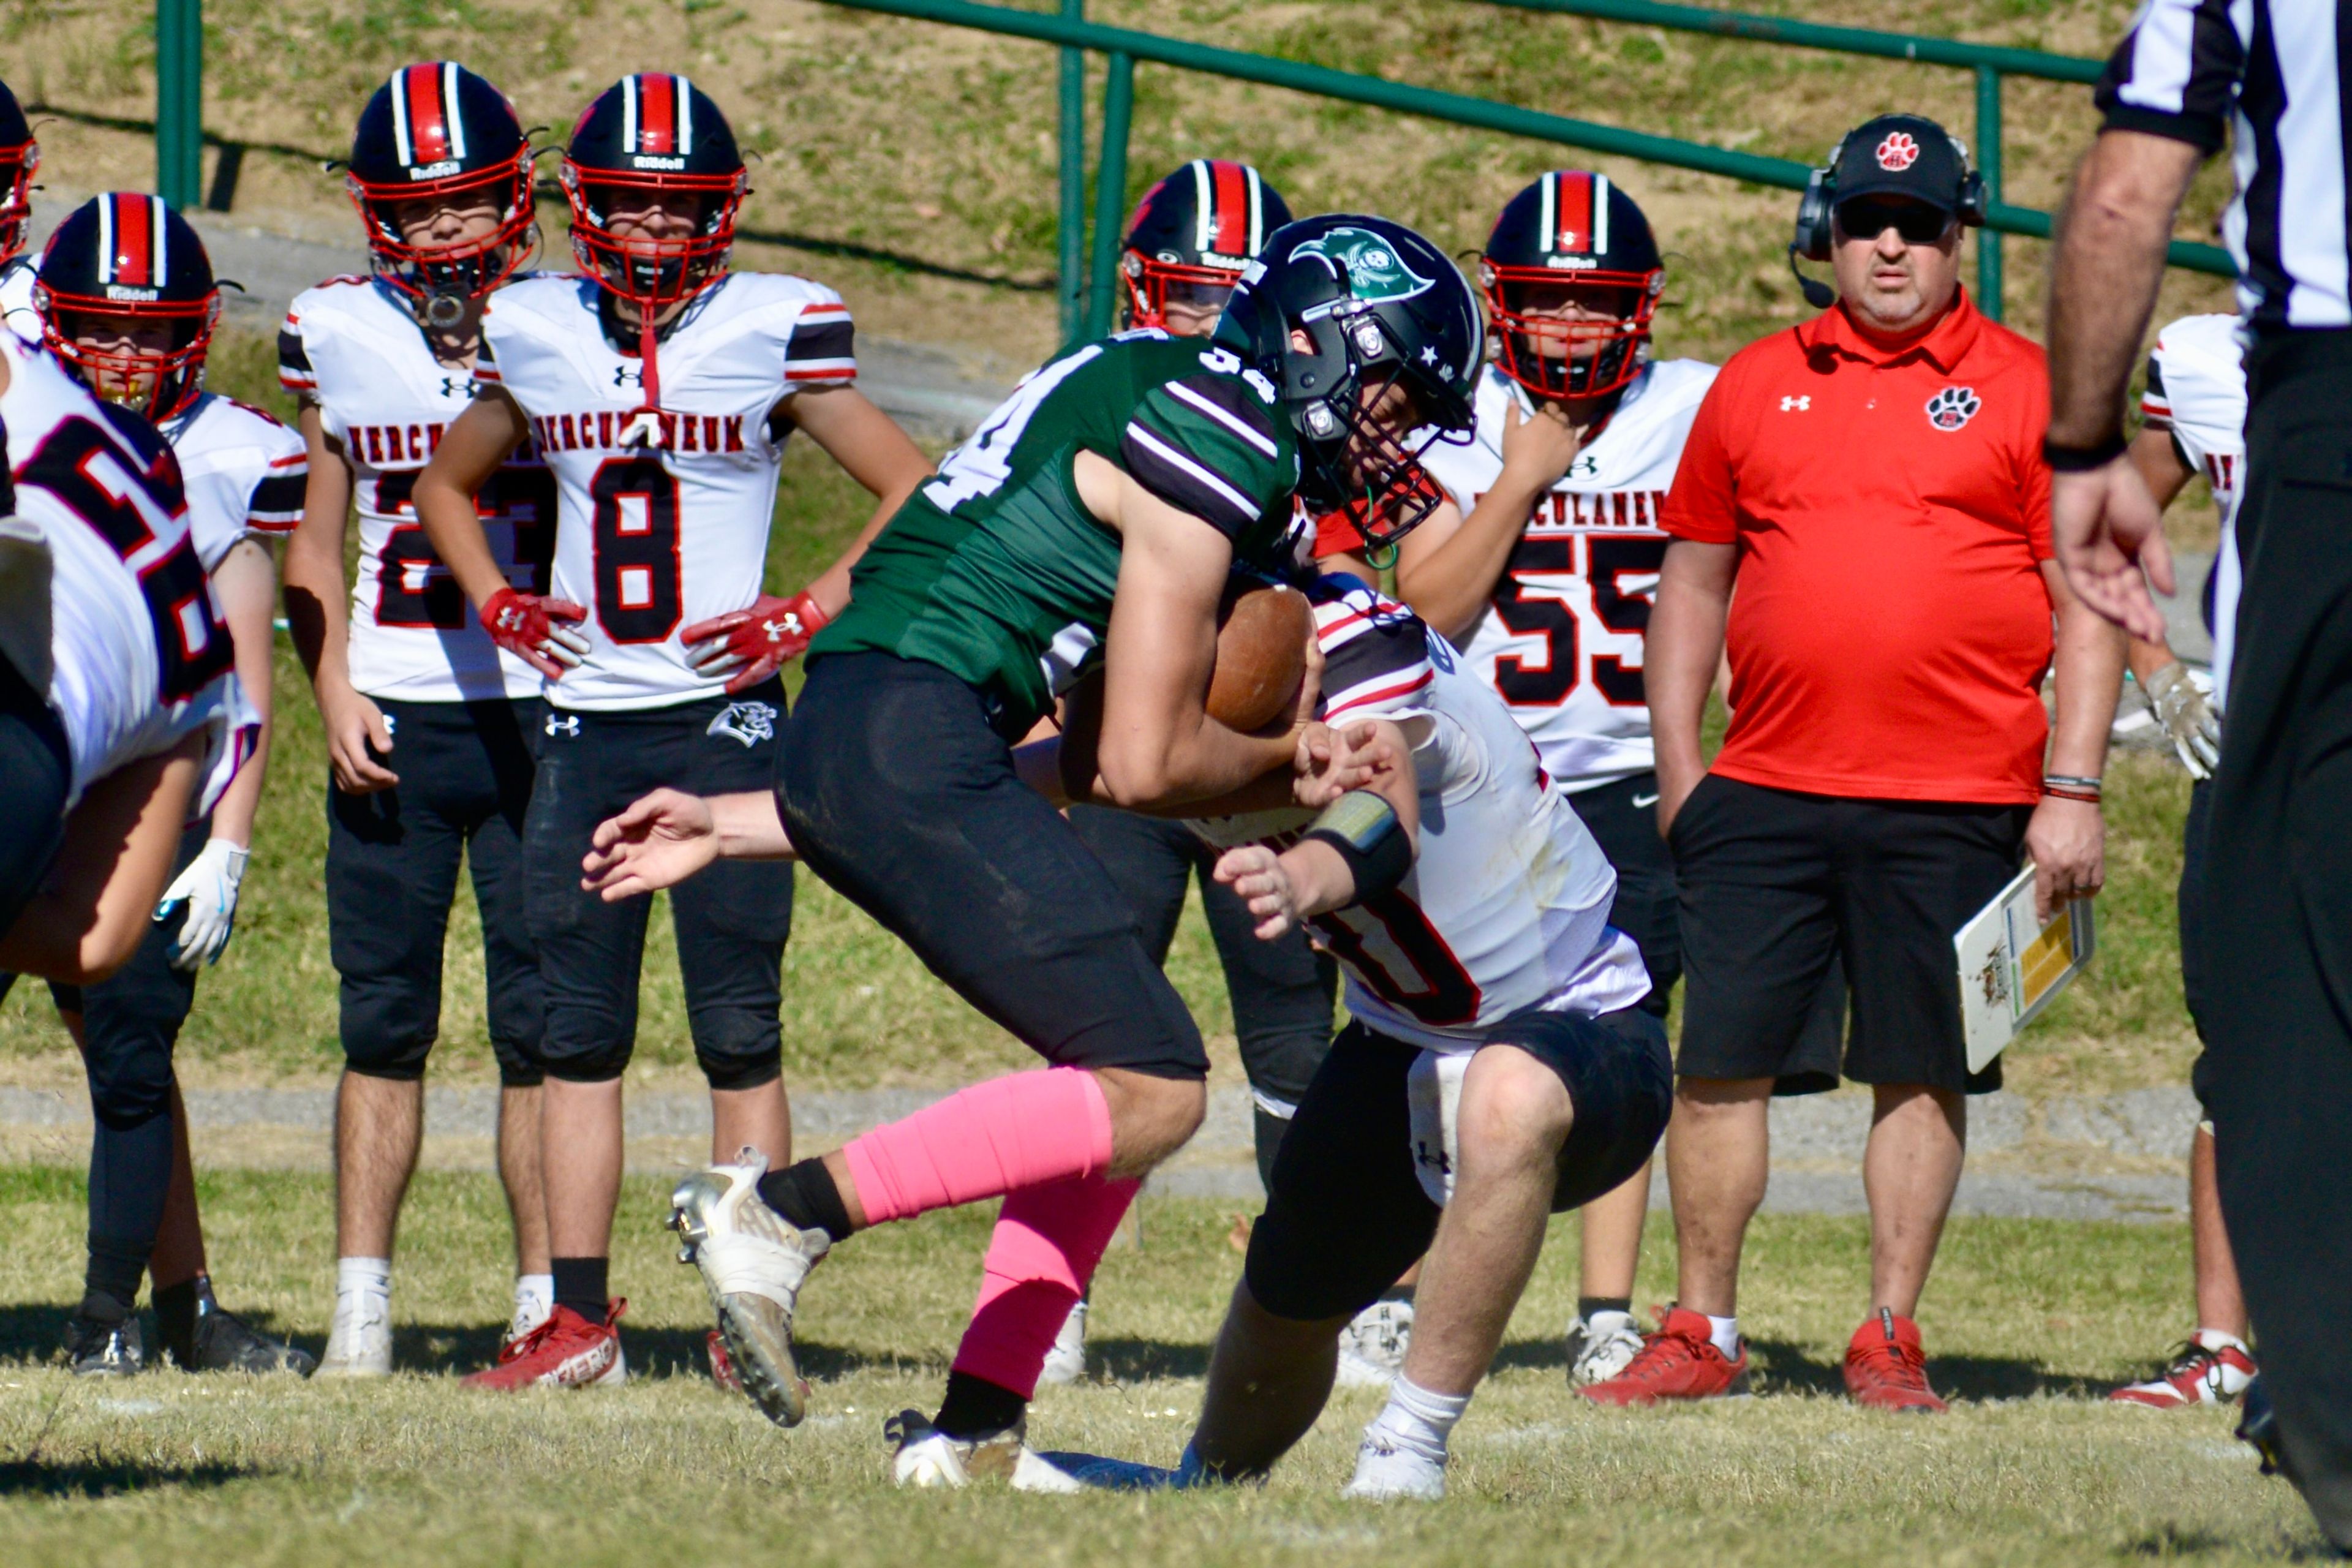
[[2208, 328, 2352, 1542]]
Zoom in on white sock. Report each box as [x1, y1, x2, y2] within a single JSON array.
[[1706, 1314, 1740, 1360], [1366, 1376, 1471, 1465], [337, 1257, 391, 1300], [2193, 1327, 2249, 1354], [516, 1273, 553, 1314]]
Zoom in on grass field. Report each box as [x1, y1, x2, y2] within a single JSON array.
[[0, 1166, 2320, 1564]]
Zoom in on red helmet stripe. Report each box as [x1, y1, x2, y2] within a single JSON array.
[[1208, 159, 1248, 258], [110, 192, 154, 287], [636, 74, 676, 155], [401, 65, 451, 165], [1554, 171, 1596, 255]]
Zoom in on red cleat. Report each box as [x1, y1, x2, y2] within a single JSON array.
[[462, 1300, 628, 1390], [2109, 1333, 2257, 1408], [707, 1328, 744, 1392], [1845, 1308, 1945, 1413], [1579, 1306, 1750, 1406]]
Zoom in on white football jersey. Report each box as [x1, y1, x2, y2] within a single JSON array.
[[477, 271, 858, 711], [2141, 314, 2249, 703], [1418, 359, 1715, 791], [1190, 575, 1650, 1054], [280, 276, 554, 703], [158, 391, 307, 572], [0, 255, 36, 344], [2, 328, 252, 812]]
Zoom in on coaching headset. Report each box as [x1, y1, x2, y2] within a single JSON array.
[[1789, 113, 1987, 308]]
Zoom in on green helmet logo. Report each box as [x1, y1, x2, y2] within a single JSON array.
[[1290, 225, 1434, 304]]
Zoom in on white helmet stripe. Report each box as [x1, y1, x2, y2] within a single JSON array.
[[1539, 171, 1558, 255], [676, 75, 693, 156], [96, 194, 113, 284], [151, 195, 167, 282], [443, 61, 468, 160], [1244, 165, 1263, 252], [1591, 174, 1611, 257], [1190, 160, 1213, 254], [622, 76, 638, 152], [390, 68, 413, 167]]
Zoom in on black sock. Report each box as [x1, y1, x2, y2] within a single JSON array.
[[85, 1232, 149, 1319], [550, 1257, 609, 1322], [1579, 1295, 1634, 1323], [758, 1158, 854, 1245], [933, 1370, 1027, 1442], [154, 1277, 201, 1364]]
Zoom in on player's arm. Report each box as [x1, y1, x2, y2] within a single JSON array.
[[578, 788, 795, 902], [2031, 557, 2126, 919], [1211, 718, 1421, 939], [281, 407, 396, 793], [684, 386, 933, 692], [0, 733, 205, 984], [1647, 538, 1737, 836], [414, 388, 585, 679], [1078, 453, 1303, 809], [1394, 398, 1583, 644]]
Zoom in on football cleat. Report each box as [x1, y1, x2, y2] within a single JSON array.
[[461, 1300, 627, 1390], [884, 1409, 1082, 1493], [504, 1284, 552, 1356], [1844, 1308, 1946, 1414], [1334, 1297, 1412, 1389], [317, 1286, 393, 1378], [1580, 1306, 1751, 1406], [706, 1329, 744, 1393], [669, 1150, 827, 1428], [183, 1303, 315, 1376], [1036, 1297, 1088, 1387], [1342, 1428, 1446, 1502], [1567, 1308, 1648, 1388], [65, 1310, 145, 1378], [2109, 1332, 2256, 1409]]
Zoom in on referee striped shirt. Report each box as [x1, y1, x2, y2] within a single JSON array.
[[2097, 0, 2346, 328]]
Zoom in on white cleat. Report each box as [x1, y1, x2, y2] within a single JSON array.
[[1566, 1309, 1647, 1388], [1036, 1297, 1088, 1387], [1342, 1430, 1447, 1501], [315, 1289, 393, 1379], [1334, 1297, 1412, 1389], [668, 1149, 829, 1428], [884, 1409, 1083, 1493]]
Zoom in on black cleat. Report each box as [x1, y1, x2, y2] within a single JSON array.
[[66, 1311, 145, 1378], [184, 1303, 316, 1376]]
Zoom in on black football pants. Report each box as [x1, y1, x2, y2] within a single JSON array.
[[2206, 328, 2352, 1548]]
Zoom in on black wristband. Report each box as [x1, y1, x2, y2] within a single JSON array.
[[1302, 789, 1413, 904], [2042, 432, 2129, 472]]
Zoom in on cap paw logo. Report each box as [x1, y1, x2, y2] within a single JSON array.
[[1290, 225, 1434, 304], [1925, 385, 1981, 431], [1875, 132, 1921, 172]]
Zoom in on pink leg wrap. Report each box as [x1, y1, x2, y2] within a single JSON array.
[[840, 1067, 1115, 1226], [951, 1173, 1141, 1398]]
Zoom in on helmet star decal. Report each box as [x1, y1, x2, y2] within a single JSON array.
[[1289, 225, 1437, 304]]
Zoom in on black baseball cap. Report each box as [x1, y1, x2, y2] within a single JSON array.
[[1831, 114, 1970, 213]]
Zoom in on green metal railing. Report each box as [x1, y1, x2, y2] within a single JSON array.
[[817, 0, 2234, 334], [155, 0, 203, 209]]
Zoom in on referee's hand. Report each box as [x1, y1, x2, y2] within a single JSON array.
[[2051, 461, 2174, 644], [2024, 795, 2105, 922]]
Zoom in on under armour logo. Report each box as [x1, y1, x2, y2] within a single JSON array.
[[545, 713, 581, 738], [439, 375, 470, 398], [761, 611, 807, 646], [708, 700, 779, 748], [612, 364, 644, 389], [1781, 395, 1811, 412]]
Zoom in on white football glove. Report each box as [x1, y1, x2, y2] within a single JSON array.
[[155, 837, 250, 971], [2143, 660, 2222, 780]]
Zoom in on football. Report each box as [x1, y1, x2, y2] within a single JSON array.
[[1207, 579, 1313, 732]]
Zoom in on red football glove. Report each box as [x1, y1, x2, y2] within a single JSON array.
[[481, 587, 590, 680], [682, 590, 830, 694]]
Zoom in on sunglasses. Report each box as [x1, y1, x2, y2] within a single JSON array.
[[1836, 198, 1952, 245]]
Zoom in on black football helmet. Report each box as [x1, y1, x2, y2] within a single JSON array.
[[1120, 159, 1294, 331], [345, 62, 537, 326], [560, 75, 745, 315], [0, 78, 35, 266], [1480, 171, 1664, 401], [1215, 214, 1482, 550], [37, 193, 221, 423]]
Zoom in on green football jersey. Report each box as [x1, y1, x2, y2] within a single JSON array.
[[812, 331, 1301, 736]]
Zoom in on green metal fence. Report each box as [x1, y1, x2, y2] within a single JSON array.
[[155, 0, 203, 210], [815, 0, 2234, 336]]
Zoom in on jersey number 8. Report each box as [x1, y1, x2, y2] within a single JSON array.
[[590, 455, 683, 643]]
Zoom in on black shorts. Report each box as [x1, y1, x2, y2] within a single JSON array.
[[524, 682, 793, 1088], [0, 650, 69, 938], [1673, 774, 2029, 1096], [326, 696, 545, 1087], [782, 653, 1207, 1080], [1245, 1006, 1672, 1324], [1580, 771, 1847, 1092]]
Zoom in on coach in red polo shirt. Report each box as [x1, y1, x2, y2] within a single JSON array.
[[1583, 115, 2124, 1414]]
